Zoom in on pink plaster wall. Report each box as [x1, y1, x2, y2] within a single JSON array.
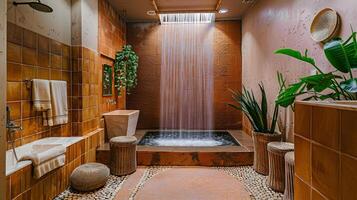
[[242, 0, 357, 141]]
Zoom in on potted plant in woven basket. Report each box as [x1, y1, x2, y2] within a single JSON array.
[[228, 84, 281, 175]]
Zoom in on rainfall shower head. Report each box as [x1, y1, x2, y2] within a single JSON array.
[[13, 0, 53, 13], [159, 13, 215, 24]]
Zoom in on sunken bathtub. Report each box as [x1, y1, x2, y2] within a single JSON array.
[[96, 130, 254, 167], [6, 129, 104, 200]]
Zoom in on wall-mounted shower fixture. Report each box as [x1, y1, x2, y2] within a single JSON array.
[[13, 0, 53, 13]]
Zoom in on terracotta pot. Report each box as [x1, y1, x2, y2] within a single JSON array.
[[252, 131, 281, 175]]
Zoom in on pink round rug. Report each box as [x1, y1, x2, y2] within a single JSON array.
[[135, 167, 251, 200]]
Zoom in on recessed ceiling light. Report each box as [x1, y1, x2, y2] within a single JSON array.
[[218, 8, 229, 14], [147, 10, 156, 16]]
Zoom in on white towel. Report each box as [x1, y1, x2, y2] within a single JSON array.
[[19, 144, 66, 165], [48, 80, 68, 126], [33, 154, 66, 179], [32, 79, 53, 125]]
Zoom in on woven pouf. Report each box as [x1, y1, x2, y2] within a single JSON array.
[[267, 142, 294, 192], [110, 136, 137, 176], [283, 152, 295, 200], [70, 163, 110, 192]]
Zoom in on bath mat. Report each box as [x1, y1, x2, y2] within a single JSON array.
[[54, 175, 128, 200], [129, 166, 170, 200], [217, 166, 283, 200]]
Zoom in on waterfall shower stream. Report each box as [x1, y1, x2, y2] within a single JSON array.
[[160, 13, 215, 132]]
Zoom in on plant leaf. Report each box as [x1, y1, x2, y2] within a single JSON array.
[[340, 78, 357, 93], [275, 48, 316, 66], [324, 39, 351, 73]]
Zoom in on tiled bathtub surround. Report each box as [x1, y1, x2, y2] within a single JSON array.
[[294, 101, 357, 200], [6, 129, 104, 200], [6, 22, 72, 149]]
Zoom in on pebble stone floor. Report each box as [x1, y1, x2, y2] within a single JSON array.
[[55, 166, 283, 200]]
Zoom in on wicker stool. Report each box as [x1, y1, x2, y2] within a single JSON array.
[[110, 136, 137, 176], [284, 151, 295, 200], [267, 142, 294, 192]]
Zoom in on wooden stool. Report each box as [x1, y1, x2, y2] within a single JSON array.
[[109, 136, 137, 176], [284, 151, 295, 200], [267, 142, 294, 192]]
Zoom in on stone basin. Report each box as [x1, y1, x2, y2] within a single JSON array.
[[103, 110, 140, 139]]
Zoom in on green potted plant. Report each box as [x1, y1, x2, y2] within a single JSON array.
[[275, 30, 357, 200], [114, 45, 139, 96], [275, 30, 357, 108], [228, 84, 281, 175]]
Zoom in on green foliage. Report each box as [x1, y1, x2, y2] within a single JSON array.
[[114, 45, 139, 96], [275, 30, 357, 107], [228, 84, 279, 134]]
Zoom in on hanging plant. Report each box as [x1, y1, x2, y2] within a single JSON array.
[[114, 45, 139, 96]]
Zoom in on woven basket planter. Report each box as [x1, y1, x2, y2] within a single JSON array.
[[252, 131, 281, 175]]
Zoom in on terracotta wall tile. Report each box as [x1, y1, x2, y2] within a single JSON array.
[[311, 189, 327, 200], [22, 65, 37, 81], [7, 22, 23, 45], [21, 82, 31, 100], [62, 45, 70, 57], [341, 155, 357, 200], [7, 63, 22, 82], [50, 54, 62, 69], [10, 170, 22, 199], [294, 176, 311, 200], [38, 35, 49, 53], [7, 102, 21, 120], [22, 101, 36, 118], [62, 57, 70, 70], [21, 118, 38, 137], [50, 69, 62, 80], [23, 29, 38, 49], [341, 110, 357, 158], [7, 82, 21, 101], [312, 107, 340, 151], [311, 144, 340, 200], [294, 104, 311, 139], [22, 47, 38, 66], [50, 40, 62, 55], [38, 52, 50, 68], [37, 67, 50, 79], [7, 42, 22, 63]]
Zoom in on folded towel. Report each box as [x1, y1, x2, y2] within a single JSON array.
[[48, 80, 68, 126], [32, 79, 53, 126], [32, 79, 51, 110], [19, 144, 66, 165], [33, 154, 65, 179]]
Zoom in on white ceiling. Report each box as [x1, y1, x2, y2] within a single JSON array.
[[107, 0, 257, 22]]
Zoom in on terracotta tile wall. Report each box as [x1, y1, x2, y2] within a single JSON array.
[[6, 22, 72, 149], [98, 0, 125, 59], [71, 47, 100, 136], [98, 0, 126, 115], [6, 129, 104, 200], [126, 21, 242, 129], [294, 103, 357, 200]]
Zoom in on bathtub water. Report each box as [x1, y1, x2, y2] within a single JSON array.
[[138, 131, 240, 147], [6, 137, 83, 176]]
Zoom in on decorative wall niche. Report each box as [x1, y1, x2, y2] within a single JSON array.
[[102, 64, 113, 97]]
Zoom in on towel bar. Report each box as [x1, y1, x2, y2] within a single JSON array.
[[24, 79, 32, 89]]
